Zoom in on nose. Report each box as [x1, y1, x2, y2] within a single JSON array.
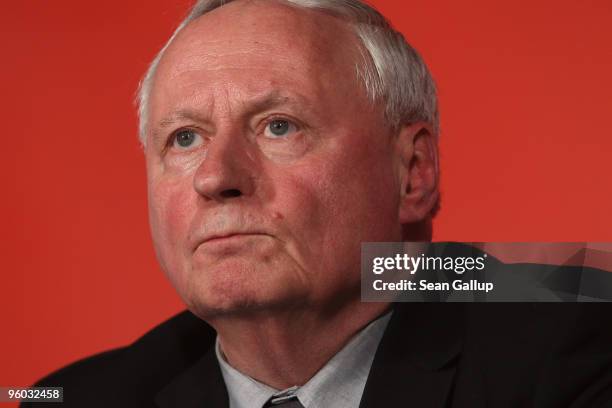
[[193, 131, 256, 201]]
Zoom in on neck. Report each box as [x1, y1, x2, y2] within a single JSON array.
[[212, 300, 391, 390]]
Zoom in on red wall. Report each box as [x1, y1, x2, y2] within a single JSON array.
[[1, 0, 611, 399]]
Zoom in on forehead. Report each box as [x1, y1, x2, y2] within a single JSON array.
[[149, 0, 366, 116]]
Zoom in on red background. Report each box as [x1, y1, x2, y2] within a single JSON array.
[[2, 0, 611, 399]]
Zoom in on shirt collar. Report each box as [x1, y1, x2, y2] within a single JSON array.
[[215, 311, 392, 408], [215, 339, 277, 408]]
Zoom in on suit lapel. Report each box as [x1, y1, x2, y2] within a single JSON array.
[[155, 345, 229, 408], [359, 303, 465, 408]]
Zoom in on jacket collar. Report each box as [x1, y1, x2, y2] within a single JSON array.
[[155, 344, 229, 408], [359, 302, 465, 408]]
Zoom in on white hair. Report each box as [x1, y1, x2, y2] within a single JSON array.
[[135, 0, 439, 144]]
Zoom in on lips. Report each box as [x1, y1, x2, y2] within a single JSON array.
[[189, 211, 278, 252], [204, 232, 267, 243], [194, 231, 272, 251]]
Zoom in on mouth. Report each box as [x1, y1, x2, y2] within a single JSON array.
[[195, 232, 272, 251]]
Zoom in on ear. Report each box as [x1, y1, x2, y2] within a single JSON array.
[[395, 122, 440, 224]]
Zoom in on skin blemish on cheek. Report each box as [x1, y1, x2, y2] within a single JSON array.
[[272, 211, 284, 220]]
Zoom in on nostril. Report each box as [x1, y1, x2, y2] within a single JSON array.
[[220, 189, 242, 198]]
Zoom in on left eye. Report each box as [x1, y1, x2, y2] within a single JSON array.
[[264, 119, 298, 139]]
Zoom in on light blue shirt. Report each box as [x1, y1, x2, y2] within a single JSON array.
[[215, 311, 392, 408]]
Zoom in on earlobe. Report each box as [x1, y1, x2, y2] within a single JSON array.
[[396, 123, 440, 224]]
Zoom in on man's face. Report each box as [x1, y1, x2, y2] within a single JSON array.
[[145, 0, 404, 318]]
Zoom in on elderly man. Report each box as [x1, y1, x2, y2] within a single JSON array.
[[26, 0, 612, 407]]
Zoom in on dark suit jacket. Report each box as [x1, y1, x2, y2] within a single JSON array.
[[23, 301, 612, 407]]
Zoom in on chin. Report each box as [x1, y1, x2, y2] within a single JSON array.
[[181, 260, 308, 320]]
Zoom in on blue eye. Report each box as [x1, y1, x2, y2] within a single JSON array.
[[264, 119, 297, 138], [173, 129, 202, 149]]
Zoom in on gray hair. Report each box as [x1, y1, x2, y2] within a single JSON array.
[[135, 0, 439, 144]]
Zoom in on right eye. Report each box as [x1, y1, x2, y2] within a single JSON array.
[[172, 129, 202, 149]]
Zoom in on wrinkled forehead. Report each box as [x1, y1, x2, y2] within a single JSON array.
[[153, 0, 365, 94]]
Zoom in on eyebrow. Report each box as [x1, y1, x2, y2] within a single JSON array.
[[151, 90, 314, 140], [152, 109, 210, 141], [241, 91, 307, 116]]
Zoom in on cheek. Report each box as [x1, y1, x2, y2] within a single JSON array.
[[148, 175, 195, 273], [265, 145, 399, 273], [295, 143, 398, 230]]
